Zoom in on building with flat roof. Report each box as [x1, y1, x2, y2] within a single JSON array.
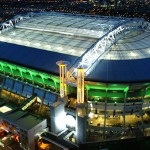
[[0, 12, 150, 148], [0, 103, 47, 150]]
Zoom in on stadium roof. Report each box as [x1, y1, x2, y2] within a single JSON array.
[[0, 12, 150, 83], [0, 12, 126, 57], [0, 41, 77, 75]]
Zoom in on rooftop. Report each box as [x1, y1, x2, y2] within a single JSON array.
[[0, 102, 46, 131], [0, 12, 150, 83], [0, 12, 129, 57], [15, 114, 45, 130], [5, 110, 27, 121], [0, 105, 12, 113], [104, 30, 150, 60]]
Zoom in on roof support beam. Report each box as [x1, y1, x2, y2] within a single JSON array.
[[68, 18, 149, 80]]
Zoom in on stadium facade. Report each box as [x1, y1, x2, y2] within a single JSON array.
[[0, 12, 150, 149]]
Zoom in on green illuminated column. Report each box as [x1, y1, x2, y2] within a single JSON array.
[[52, 79, 58, 92], [40, 76, 45, 88]]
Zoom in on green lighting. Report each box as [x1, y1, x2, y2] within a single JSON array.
[[0, 60, 150, 102], [0, 60, 59, 91]]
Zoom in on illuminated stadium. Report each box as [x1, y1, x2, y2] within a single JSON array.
[[0, 12, 150, 148]]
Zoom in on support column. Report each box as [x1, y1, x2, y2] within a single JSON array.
[[77, 68, 84, 104], [123, 92, 127, 129], [0, 76, 5, 98], [18, 69, 24, 81], [76, 68, 87, 144], [40, 76, 45, 88], [31, 86, 35, 95], [50, 101, 66, 134], [1, 76, 6, 89], [9, 79, 15, 96], [56, 61, 69, 98], [39, 91, 46, 113], [9, 66, 14, 77], [140, 88, 146, 135], [103, 88, 108, 138], [50, 61, 69, 134], [85, 88, 89, 114], [52, 79, 57, 92], [76, 103, 87, 144], [19, 83, 25, 103], [103, 99, 107, 138]]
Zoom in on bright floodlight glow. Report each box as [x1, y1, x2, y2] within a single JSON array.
[[105, 53, 112, 59], [88, 112, 94, 118], [7, 38, 12, 42], [16, 39, 21, 43], [57, 47, 63, 51], [55, 112, 66, 131], [66, 115, 76, 128], [25, 41, 30, 45], [0, 127, 9, 133], [35, 133, 41, 137], [0, 37, 5, 40], [45, 45, 51, 49], [35, 43, 41, 46], [11, 31, 16, 36], [0, 106, 12, 113], [130, 52, 137, 57]]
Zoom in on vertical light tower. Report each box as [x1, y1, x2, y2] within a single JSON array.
[[77, 68, 85, 104], [76, 68, 87, 144], [56, 61, 69, 98], [50, 61, 69, 134]]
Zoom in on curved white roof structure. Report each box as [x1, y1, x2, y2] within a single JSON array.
[[0, 12, 150, 82], [0, 12, 130, 57]]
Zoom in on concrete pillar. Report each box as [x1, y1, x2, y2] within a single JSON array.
[[50, 101, 66, 134], [76, 103, 87, 144]]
